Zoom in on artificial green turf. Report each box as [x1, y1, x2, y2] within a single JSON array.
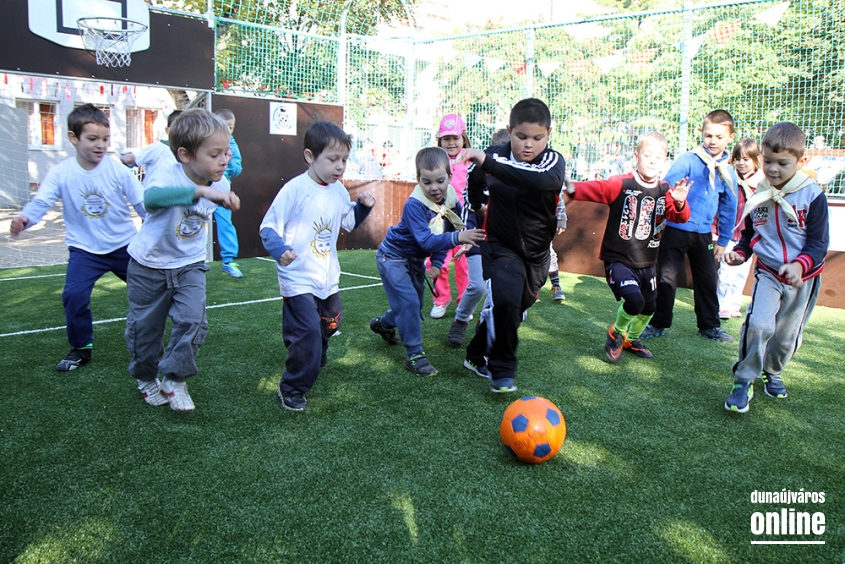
[[1, 251, 842, 562]]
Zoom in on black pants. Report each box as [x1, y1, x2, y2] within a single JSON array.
[[651, 226, 720, 331], [467, 241, 548, 382], [280, 293, 342, 395]]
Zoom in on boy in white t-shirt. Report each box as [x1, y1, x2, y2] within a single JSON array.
[[125, 109, 240, 411], [10, 103, 146, 371], [260, 121, 376, 412], [120, 110, 181, 184]]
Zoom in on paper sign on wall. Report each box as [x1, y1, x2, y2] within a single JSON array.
[[270, 102, 297, 136]]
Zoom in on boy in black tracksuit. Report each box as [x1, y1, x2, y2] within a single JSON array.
[[462, 98, 567, 393]]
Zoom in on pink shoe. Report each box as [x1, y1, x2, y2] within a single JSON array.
[[719, 310, 731, 320], [731, 310, 743, 318]]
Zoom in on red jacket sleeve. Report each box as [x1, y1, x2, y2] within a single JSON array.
[[570, 177, 624, 205], [665, 191, 690, 223]]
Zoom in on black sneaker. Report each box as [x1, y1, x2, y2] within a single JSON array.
[[369, 317, 398, 345], [463, 357, 490, 379], [604, 325, 625, 363], [277, 386, 307, 411], [405, 353, 438, 376], [698, 327, 735, 343], [56, 347, 92, 371], [623, 338, 653, 359], [447, 320, 469, 346]]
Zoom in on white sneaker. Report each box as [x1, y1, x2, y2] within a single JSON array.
[[137, 378, 169, 406], [430, 300, 451, 319], [159, 377, 195, 412]]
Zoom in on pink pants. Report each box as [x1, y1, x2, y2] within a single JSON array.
[[426, 247, 469, 307]]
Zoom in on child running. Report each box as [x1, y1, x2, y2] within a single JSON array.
[[428, 113, 471, 319], [463, 98, 567, 393], [10, 103, 146, 371], [717, 138, 764, 319], [370, 147, 485, 375], [565, 131, 691, 362], [125, 109, 240, 411], [723, 122, 829, 413], [260, 121, 375, 411]]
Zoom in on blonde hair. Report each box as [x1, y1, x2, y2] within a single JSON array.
[[437, 132, 471, 150], [635, 131, 668, 155], [169, 108, 230, 158]]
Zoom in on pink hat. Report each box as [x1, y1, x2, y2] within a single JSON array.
[[438, 114, 466, 138]]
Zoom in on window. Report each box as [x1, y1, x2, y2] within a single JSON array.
[[15, 100, 58, 147], [126, 108, 158, 148]]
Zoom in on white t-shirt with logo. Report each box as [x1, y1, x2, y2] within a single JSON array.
[[260, 172, 358, 299], [128, 162, 230, 269], [21, 156, 145, 254], [135, 142, 177, 185]]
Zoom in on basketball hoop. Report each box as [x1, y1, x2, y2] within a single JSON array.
[[77, 17, 148, 68]]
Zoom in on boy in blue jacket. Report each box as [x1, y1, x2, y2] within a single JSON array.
[[642, 109, 738, 342], [370, 147, 485, 376], [213, 109, 244, 278]]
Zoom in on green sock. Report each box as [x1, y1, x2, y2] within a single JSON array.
[[549, 273, 560, 287], [614, 303, 637, 336], [627, 314, 654, 340], [79, 343, 93, 350]]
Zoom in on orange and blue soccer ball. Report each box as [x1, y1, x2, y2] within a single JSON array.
[[499, 396, 566, 464]]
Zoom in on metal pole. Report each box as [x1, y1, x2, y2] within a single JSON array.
[[525, 26, 535, 98], [678, 1, 694, 152]]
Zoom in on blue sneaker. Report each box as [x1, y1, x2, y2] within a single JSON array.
[[761, 373, 788, 398], [725, 381, 754, 413], [222, 262, 244, 278], [640, 325, 666, 339], [491, 378, 517, 393]]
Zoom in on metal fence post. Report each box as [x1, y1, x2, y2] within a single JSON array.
[[678, 0, 694, 153], [525, 26, 535, 98]]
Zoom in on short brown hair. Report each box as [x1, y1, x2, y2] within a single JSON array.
[[168, 108, 230, 158], [68, 103, 109, 138], [491, 128, 509, 145], [213, 108, 235, 121], [304, 121, 352, 159], [703, 109, 735, 134], [415, 147, 451, 178], [731, 138, 762, 170], [762, 122, 806, 160]]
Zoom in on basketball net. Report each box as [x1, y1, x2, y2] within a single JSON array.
[[78, 18, 148, 68]]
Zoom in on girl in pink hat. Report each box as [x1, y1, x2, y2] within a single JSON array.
[[427, 113, 472, 319]]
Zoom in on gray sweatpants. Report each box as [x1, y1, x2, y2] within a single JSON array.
[[732, 268, 820, 383], [125, 259, 209, 383]]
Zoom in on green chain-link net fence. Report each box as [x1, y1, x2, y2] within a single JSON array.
[[190, 0, 845, 190]]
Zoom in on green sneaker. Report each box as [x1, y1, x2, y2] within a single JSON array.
[[222, 262, 244, 278]]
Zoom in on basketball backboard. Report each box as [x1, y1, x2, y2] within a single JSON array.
[[28, 0, 150, 52]]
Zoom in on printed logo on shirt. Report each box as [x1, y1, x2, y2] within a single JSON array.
[[752, 206, 769, 227], [311, 217, 332, 258], [176, 207, 211, 239], [80, 188, 110, 218]]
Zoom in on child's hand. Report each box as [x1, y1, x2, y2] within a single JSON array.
[[556, 227, 566, 235], [670, 177, 692, 204], [723, 251, 744, 266], [713, 244, 726, 264], [453, 243, 472, 259], [358, 191, 376, 207], [779, 261, 805, 288], [219, 191, 241, 211], [120, 152, 136, 166], [278, 249, 297, 267], [458, 228, 486, 247], [429, 266, 441, 280], [10, 216, 29, 237], [461, 148, 486, 166]]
